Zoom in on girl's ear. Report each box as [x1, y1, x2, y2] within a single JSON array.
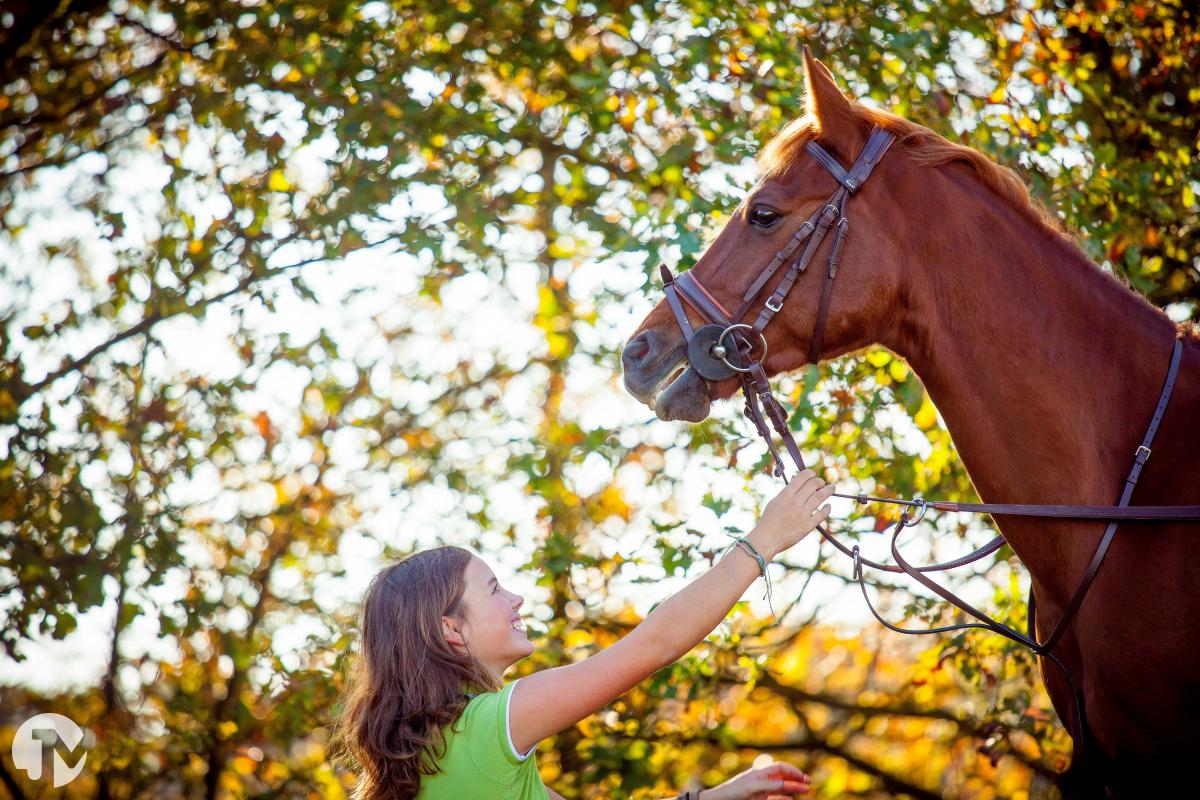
[[442, 616, 465, 647]]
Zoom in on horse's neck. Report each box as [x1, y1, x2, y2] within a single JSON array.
[[888, 165, 1176, 592]]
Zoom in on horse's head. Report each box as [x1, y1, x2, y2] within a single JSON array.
[[623, 49, 917, 422]]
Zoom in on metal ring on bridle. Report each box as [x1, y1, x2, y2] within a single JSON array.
[[900, 498, 928, 528], [711, 323, 768, 373]]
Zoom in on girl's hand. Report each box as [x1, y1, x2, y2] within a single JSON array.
[[701, 761, 812, 800], [750, 469, 835, 558]]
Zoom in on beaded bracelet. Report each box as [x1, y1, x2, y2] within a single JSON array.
[[719, 533, 777, 624]]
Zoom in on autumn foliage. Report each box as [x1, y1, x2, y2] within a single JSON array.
[[1, 1, 1194, 798]]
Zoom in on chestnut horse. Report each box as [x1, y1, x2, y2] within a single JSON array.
[[621, 51, 1199, 796]]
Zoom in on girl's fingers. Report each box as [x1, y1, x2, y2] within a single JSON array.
[[796, 477, 832, 500], [762, 762, 810, 780], [774, 781, 810, 792], [804, 483, 836, 510], [787, 469, 816, 489], [787, 474, 824, 498], [757, 763, 813, 796], [755, 775, 811, 792]]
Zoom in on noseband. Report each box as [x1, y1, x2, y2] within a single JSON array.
[[654, 124, 1200, 755], [661, 125, 896, 478]]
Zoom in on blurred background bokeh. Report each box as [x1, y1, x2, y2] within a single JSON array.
[[1, 1, 1196, 797]]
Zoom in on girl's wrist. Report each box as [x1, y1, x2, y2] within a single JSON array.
[[745, 528, 779, 561]]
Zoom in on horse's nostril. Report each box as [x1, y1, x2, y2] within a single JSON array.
[[625, 333, 651, 363]]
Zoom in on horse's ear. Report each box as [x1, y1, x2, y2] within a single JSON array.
[[802, 46, 866, 157]]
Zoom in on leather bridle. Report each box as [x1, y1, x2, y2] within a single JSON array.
[[656, 123, 1200, 753]]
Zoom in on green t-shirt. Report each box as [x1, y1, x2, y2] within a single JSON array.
[[415, 678, 548, 799]]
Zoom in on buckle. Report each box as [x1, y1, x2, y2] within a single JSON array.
[[1135, 445, 1152, 463], [764, 295, 784, 313]]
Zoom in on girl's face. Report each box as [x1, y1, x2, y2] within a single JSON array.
[[442, 555, 532, 679]]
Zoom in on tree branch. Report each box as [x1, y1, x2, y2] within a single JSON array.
[[4, 234, 400, 419], [0, 125, 140, 180], [740, 671, 1058, 778], [615, 727, 943, 800], [0, 48, 172, 134], [0, 756, 29, 800]]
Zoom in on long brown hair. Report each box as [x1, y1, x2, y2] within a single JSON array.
[[332, 546, 502, 800]]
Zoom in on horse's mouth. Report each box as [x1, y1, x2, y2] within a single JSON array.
[[622, 335, 715, 423], [650, 363, 712, 422], [647, 363, 686, 411]]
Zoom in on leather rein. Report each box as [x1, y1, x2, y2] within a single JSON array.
[[657, 124, 1200, 750]]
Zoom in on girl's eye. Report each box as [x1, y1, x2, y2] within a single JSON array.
[[748, 206, 781, 228]]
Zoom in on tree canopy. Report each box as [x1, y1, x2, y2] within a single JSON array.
[[1, 1, 1195, 798]]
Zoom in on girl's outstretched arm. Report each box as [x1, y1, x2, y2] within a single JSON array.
[[509, 470, 833, 756]]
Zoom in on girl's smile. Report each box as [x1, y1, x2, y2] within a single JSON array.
[[442, 555, 535, 680]]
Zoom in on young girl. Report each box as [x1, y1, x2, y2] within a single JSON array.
[[336, 469, 835, 799]]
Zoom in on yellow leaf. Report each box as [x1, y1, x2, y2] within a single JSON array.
[[546, 332, 569, 359], [547, 236, 576, 259], [590, 484, 631, 522], [914, 394, 938, 430], [566, 39, 595, 62], [564, 629, 591, 649], [268, 169, 292, 192]]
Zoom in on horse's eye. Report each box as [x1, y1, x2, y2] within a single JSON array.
[[748, 206, 781, 228]]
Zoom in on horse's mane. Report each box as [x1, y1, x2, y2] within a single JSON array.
[[757, 103, 1200, 344], [757, 104, 1070, 244]]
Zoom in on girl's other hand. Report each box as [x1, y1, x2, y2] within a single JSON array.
[[702, 760, 812, 799], [750, 469, 835, 558]]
